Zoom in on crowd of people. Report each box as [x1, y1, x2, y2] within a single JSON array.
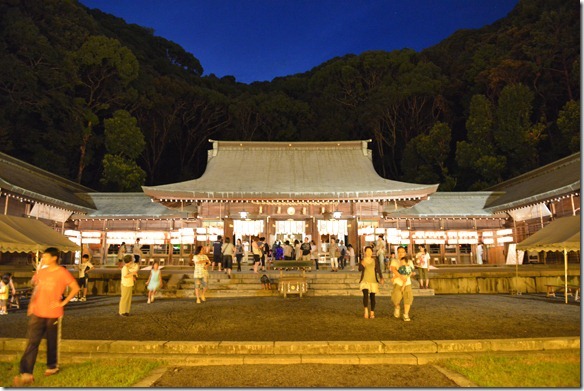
[[10, 235, 431, 386]]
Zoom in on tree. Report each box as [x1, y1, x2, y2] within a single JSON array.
[[494, 83, 543, 176], [402, 122, 455, 190], [100, 110, 145, 191], [71, 35, 139, 183], [455, 94, 506, 189], [556, 100, 580, 153]]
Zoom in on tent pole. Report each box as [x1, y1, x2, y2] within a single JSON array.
[[564, 248, 568, 304]]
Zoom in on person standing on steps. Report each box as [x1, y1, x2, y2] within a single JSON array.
[[358, 246, 384, 319], [235, 239, 244, 272], [212, 236, 223, 272], [310, 239, 319, 271], [329, 238, 339, 272], [251, 237, 261, 273], [221, 237, 235, 279]]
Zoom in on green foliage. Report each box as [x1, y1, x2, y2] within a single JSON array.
[[456, 94, 506, 189], [100, 154, 146, 191], [101, 110, 145, 191], [495, 83, 542, 175], [402, 122, 455, 190], [439, 350, 580, 387], [0, 358, 162, 387], [0, 0, 578, 190], [104, 110, 145, 159], [556, 100, 580, 153]]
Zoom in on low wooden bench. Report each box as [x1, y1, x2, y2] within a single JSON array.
[[545, 284, 580, 302]]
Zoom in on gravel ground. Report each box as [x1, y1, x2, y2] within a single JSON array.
[[1, 293, 580, 341], [3, 293, 579, 387]]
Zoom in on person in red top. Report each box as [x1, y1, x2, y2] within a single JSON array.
[[13, 247, 80, 387]]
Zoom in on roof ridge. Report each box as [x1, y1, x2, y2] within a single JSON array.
[[486, 153, 580, 190]]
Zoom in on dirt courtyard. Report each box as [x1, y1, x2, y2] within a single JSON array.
[[1, 293, 580, 341]]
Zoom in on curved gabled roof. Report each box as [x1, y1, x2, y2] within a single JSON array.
[[485, 153, 580, 212], [0, 152, 96, 212], [143, 140, 439, 203]]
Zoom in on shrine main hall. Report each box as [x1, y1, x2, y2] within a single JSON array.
[[0, 140, 580, 266]]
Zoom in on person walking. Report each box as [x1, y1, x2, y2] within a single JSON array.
[[358, 246, 384, 319], [212, 236, 223, 272], [146, 261, 162, 304], [13, 247, 80, 386], [234, 239, 244, 272], [390, 246, 416, 321], [221, 237, 235, 279], [193, 245, 210, 303], [119, 255, 137, 316]]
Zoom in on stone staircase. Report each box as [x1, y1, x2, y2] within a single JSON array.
[[160, 269, 435, 298]]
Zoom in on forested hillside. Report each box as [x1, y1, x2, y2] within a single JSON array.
[[0, 0, 579, 191]]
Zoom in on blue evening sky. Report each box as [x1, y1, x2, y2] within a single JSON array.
[[79, 0, 518, 84]]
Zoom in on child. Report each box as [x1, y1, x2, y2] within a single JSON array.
[[3, 273, 17, 309], [146, 262, 162, 304], [77, 254, 94, 302], [0, 275, 9, 315], [193, 246, 210, 304], [260, 274, 271, 290]]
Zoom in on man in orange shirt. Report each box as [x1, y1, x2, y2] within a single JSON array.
[[13, 247, 80, 386]]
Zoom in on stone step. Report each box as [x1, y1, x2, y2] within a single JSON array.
[[163, 288, 435, 298], [2, 337, 578, 357]]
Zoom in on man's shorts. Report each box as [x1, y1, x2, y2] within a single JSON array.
[[78, 277, 88, 288], [223, 255, 233, 269], [391, 284, 414, 306]]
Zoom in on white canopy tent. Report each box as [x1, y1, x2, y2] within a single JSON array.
[[516, 215, 580, 303], [0, 215, 80, 253]]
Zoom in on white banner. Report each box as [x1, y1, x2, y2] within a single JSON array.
[[29, 203, 72, 223], [233, 220, 264, 236], [506, 243, 524, 265], [317, 219, 348, 237]]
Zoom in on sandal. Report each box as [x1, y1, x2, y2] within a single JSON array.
[[13, 373, 34, 386], [370, 311, 375, 319], [45, 367, 59, 376]]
